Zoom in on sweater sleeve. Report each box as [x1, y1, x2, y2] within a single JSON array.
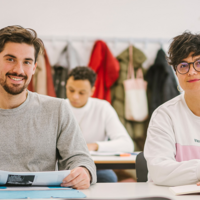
[[56, 100, 97, 185], [96, 101, 134, 152], [144, 108, 200, 186]]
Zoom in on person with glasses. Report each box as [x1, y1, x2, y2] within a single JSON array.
[[144, 32, 200, 186]]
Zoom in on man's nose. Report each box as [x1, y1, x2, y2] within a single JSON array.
[[73, 93, 79, 99], [12, 62, 24, 75]]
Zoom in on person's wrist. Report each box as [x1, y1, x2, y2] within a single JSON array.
[[94, 143, 99, 151], [81, 167, 92, 183]]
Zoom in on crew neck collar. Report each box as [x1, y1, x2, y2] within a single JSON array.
[[69, 97, 91, 112], [0, 90, 30, 114], [181, 92, 200, 120]]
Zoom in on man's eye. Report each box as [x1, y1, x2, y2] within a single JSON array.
[[70, 90, 74, 93], [7, 58, 14, 62], [80, 93, 85, 95], [25, 61, 31, 65]]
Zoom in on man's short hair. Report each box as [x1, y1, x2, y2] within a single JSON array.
[[68, 66, 97, 87], [0, 25, 44, 63], [167, 31, 200, 71]]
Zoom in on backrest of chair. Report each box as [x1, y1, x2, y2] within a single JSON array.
[[136, 152, 148, 182]]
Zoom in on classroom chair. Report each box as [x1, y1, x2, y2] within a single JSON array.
[[136, 152, 148, 182]]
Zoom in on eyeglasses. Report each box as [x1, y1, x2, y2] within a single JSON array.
[[176, 60, 200, 74]]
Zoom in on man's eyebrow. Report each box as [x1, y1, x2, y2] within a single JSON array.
[[68, 86, 86, 92], [24, 58, 34, 62], [3, 54, 16, 58], [3, 54, 34, 62]]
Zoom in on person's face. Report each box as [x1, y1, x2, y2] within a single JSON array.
[[66, 76, 95, 108], [176, 53, 200, 93], [0, 42, 37, 95]]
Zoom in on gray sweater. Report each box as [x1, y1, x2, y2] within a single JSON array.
[[0, 91, 96, 184]]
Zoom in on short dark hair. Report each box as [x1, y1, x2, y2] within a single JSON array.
[[167, 31, 200, 71], [0, 25, 44, 63], [68, 66, 97, 87]]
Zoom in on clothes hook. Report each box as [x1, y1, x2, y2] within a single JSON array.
[[51, 37, 57, 50], [159, 39, 164, 49], [144, 39, 148, 50], [112, 38, 118, 49]]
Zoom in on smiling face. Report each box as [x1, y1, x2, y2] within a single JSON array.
[[0, 42, 36, 95], [176, 52, 200, 94], [66, 76, 95, 108]]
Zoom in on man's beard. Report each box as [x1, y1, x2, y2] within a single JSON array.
[[0, 72, 29, 95]]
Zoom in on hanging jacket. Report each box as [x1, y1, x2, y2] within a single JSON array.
[[111, 45, 147, 151], [88, 40, 120, 103], [33, 52, 47, 95], [53, 42, 80, 98], [28, 49, 56, 97], [146, 48, 179, 116], [44, 49, 56, 97]]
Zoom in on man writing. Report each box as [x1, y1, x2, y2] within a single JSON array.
[[66, 66, 134, 182], [0, 25, 96, 189]]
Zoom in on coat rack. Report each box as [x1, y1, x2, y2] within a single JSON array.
[[40, 35, 171, 47]]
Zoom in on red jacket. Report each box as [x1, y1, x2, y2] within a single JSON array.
[[88, 40, 119, 103]]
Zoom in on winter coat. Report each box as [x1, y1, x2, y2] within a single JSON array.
[[146, 49, 179, 116], [111, 45, 147, 151]]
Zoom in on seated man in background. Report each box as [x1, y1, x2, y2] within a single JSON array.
[[66, 66, 134, 182], [0, 25, 96, 189]]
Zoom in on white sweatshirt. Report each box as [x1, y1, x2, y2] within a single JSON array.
[[66, 98, 134, 152], [144, 93, 200, 186]]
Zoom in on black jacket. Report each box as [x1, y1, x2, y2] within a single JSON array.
[[146, 49, 180, 116]]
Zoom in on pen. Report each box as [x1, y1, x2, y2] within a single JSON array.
[[116, 153, 131, 157]]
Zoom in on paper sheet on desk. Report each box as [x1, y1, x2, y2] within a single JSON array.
[[0, 170, 70, 186], [90, 151, 139, 156], [0, 186, 71, 190]]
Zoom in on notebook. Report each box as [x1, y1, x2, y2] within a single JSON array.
[[169, 184, 200, 195]]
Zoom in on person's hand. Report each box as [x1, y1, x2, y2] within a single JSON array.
[[61, 167, 91, 189], [87, 143, 99, 151], [197, 182, 200, 186]]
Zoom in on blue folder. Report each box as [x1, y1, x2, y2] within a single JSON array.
[[0, 187, 86, 199]]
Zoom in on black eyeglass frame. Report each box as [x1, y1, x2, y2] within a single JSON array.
[[175, 59, 200, 75]]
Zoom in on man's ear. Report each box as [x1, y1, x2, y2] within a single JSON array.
[[91, 86, 95, 97], [32, 62, 37, 75]]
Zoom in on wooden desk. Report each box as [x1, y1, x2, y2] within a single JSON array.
[[92, 155, 136, 169]]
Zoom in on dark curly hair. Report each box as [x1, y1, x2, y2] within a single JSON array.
[[0, 25, 44, 63], [68, 66, 97, 87], [167, 31, 200, 71]]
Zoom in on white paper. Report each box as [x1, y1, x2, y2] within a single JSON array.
[[90, 151, 126, 156], [0, 170, 70, 186], [169, 184, 200, 195], [0, 187, 71, 191]]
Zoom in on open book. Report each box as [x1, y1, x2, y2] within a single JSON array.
[[169, 184, 200, 195]]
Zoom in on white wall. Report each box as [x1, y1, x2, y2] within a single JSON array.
[[0, 0, 200, 68]]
